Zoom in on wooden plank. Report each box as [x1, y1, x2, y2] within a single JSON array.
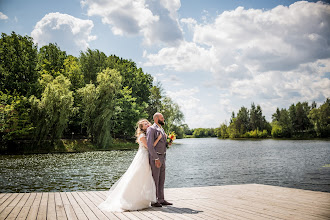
[[243, 184, 330, 206], [55, 192, 68, 220], [16, 207, 31, 219], [26, 192, 42, 220], [173, 197, 235, 220], [47, 192, 57, 220], [93, 190, 150, 220], [164, 205, 205, 220], [6, 193, 31, 219], [24, 193, 37, 207], [0, 193, 11, 206], [137, 209, 163, 220], [0, 207, 15, 219], [178, 198, 233, 220], [202, 185, 330, 219], [0, 193, 25, 220], [76, 191, 109, 220], [65, 192, 88, 220], [60, 192, 78, 220], [0, 193, 6, 200], [168, 187, 245, 220], [37, 192, 48, 220], [199, 186, 327, 220], [71, 192, 98, 219], [0, 184, 328, 220], [92, 191, 130, 220], [15, 193, 35, 219], [138, 208, 169, 220], [82, 191, 119, 220], [128, 210, 153, 220]]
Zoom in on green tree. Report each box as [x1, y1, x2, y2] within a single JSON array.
[[161, 97, 184, 132], [146, 84, 163, 121], [0, 92, 33, 142], [171, 124, 184, 139], [63, 55, 85, 90], [271, 121, 283, 138], [250, 103, 265, 131], [272, 108, 281, 122], [37, 43, 67, 77], [236, 106, 250, 135], [106, 55, 153, 106], [0, 32, 39, 96], [289, 102, 313, 135], [30, 75, 74, 146], [193, 128, 205, 138], [76, 83, 98, 140], [227, 118, 241, 138], [78, 68, 122, 147], [309, 98, 330, 137], [112, 87, 148, 139], [79, 48, 107, 84], [219, 123, 228, 138]]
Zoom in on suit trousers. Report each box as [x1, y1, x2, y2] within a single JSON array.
[[149, 155, 166, 203]]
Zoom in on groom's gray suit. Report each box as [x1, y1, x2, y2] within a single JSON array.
[[147, 123, 167, 203]]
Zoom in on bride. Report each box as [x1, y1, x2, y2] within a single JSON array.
[[98, 119, 162, 212]]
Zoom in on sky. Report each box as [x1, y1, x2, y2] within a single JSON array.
[[1, 0, 330, 128]]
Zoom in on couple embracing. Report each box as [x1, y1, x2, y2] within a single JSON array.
[[98, 112, 172, 212]]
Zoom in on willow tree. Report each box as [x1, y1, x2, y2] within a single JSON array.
[[78, 68, 122, 148], [161, 96, 184, 132], [30, 75, 74, 146]]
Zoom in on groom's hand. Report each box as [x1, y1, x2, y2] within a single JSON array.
[[155, 159, 161, 168]]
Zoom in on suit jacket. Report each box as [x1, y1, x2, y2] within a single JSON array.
[[147, 123, 167, 160]]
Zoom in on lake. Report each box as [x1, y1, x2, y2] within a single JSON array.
[[0, 138, 329, 193]]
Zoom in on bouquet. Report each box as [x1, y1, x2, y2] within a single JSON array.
[[167, 131, 176, 145]]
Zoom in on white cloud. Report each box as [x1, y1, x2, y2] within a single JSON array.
[[31, 12, 96, 55], [180, 17, 197, 30], [0, 12, 8, 20], [145, 1, 330, 119], [144, 41, 213, 71], [166, 87, 216, 128], [81, 0, 183, 45]]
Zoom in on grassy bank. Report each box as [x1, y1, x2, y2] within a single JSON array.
[[0, 139, 139, 155], [59, 139, 138, 152]]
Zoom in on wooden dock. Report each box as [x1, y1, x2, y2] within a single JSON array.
[[0, 184, 329, 219]]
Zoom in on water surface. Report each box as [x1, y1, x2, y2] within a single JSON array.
[[0, 138, 329, 193]]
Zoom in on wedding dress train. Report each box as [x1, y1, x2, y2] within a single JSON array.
[[98, 134, 156, 212]]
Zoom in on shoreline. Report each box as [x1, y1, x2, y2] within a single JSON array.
[[1, 137, 329, 155]]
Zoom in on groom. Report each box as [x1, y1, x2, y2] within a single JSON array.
[[147, 112, 173, 207]]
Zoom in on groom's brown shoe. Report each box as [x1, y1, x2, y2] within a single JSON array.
[[151, 202, 162, 207], [160, 201, 173, 206]]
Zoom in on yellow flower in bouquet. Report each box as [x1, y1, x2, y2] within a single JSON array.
[[167, 131, 176, 144]]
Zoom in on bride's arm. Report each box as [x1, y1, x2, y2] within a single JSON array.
[[140, 134, 162, 149], [140, 136, 148, 148], [153, 133, 162, 147]]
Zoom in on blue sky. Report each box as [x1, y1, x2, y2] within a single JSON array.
[[1, 0, 330, 128]]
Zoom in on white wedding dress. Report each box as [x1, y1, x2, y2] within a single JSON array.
[[98, 134, 156, 212]]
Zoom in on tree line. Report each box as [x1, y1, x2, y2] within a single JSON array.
[[0, 32, 184, 152], [189, 100, 329, 139]]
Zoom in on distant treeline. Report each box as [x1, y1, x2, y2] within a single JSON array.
[[187, 100, 330, 139], [0, 32, 184, 153]]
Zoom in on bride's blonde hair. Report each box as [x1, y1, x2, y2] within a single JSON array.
[[135, 119, 151, 143]]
